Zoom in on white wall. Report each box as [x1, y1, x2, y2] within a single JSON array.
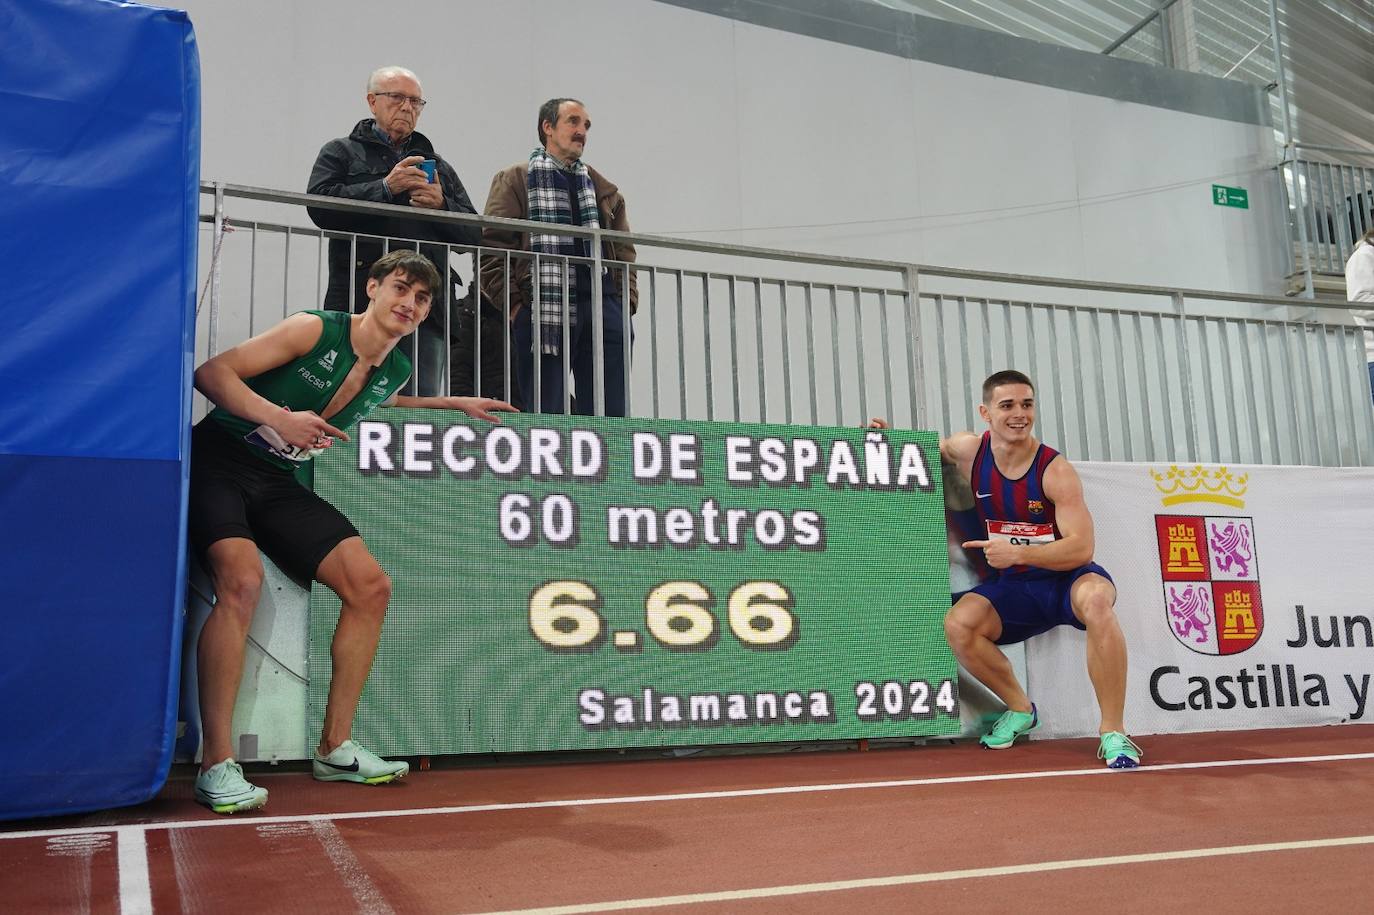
[[180, 0, 1287, 297]]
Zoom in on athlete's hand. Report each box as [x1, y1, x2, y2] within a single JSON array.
[[273, 407, 349, 450], [962, 538, 1023, 570], [867, 417, 889, 429], [440, 396, 519, 423]]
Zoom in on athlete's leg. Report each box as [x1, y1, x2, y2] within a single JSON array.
[[945, 592, 1031, 713], [1069, 572, 1127, 734], [313, 536, 392, 756], [198, 537, 265, 770]]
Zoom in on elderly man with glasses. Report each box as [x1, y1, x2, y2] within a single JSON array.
[[307, 65, 480, 396]]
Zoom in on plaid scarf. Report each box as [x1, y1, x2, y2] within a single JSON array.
[[527, 148, 600, 354]]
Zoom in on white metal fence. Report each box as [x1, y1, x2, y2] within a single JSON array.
[[200, 182, 1374, 467], [1282, 155, 1374, 280]]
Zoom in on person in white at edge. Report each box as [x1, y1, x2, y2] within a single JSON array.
[[1345, 226, 1374, 405]]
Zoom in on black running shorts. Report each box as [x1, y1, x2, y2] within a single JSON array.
[[188, 419, 359, 582]]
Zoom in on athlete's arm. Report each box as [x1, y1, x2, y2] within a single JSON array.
[[1035, 457, 1096, 567], [193, 313, 348, 446], [871, 420, 978, 506], [939, 431, 980, 466], [386, 395, 519, 423], [869, 419, 977, 464], [965, 456, 1095, 571]]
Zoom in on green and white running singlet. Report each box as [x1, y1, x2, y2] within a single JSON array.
[[208, 310, 411, 470]]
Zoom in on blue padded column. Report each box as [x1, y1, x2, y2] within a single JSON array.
[[0, 0, 200, 819]]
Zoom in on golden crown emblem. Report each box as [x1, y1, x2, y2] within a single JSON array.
[[1150, 465, 1248, 508]]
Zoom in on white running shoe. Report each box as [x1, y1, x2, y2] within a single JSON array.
[[194, 759, 268, 814], [312, 740, 409, 785]]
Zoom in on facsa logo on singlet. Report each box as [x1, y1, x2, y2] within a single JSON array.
[[1150, 465, 1262, 656], [297, 366, 330, 390], [369, 376, 390, 398], [319, 349, 338, 371]]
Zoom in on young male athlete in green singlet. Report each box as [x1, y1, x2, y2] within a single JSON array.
[[189, 250, 515, 813]]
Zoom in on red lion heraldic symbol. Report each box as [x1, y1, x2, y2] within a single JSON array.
[[1154, 515, 1263, 656]]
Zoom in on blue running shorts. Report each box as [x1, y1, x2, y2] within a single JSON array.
[[962, 562, 1114, 646]]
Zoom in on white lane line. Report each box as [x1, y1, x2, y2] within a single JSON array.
[[462, 834, 1374, 915], [312, 820, 396, 915], [6, 750, 1373, 842], [169, 827, 207, 915], [116, 827, 153, 915], [46, 833, 106, 914]]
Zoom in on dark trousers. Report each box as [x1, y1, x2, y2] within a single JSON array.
[[513, 291, 630, 416], [450, 293, 518, 404]]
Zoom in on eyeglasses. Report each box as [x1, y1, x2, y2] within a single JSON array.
[[373, 91, 427, 110]]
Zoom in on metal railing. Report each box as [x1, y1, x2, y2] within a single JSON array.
[[1281, 154, 1374, 283], [200, 181, 1374, 467]]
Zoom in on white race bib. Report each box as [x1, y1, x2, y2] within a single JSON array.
[[244, 425, 325, 464], [986, 520, 1054, 547]]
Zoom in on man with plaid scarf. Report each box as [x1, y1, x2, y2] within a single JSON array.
[[478, 98, 637, 415]]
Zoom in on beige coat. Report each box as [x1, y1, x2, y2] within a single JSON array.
[[479, 162, 638, 320]]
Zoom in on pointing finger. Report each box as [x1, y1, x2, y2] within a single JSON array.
[[320, 421, 349, 442]]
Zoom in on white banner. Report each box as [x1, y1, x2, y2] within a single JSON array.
[[1026, 461, 1374, 739]]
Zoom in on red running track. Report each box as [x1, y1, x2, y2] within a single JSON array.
[[3, 725, 1372, 913]]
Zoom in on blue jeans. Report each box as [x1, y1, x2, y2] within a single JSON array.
[[513, 291, 630, 416]]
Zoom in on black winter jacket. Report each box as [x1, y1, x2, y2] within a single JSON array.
[[307, 119, 480, 330]]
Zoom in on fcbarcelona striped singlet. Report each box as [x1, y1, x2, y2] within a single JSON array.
[[969, 431, 1062, 577]]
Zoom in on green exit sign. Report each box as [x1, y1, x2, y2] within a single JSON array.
[[1212, 184, 1249, 209]]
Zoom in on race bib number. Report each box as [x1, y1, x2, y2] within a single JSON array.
[[244, 425, 323, 464], [986, 520, 1054, 547]]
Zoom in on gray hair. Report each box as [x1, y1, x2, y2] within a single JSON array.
[[368, 66, 420, 93]]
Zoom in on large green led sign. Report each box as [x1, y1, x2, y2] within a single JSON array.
[[308, 411, 958, 755]]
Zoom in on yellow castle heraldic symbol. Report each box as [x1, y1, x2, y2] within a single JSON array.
[[1150, 465, 1248, 508], [1164, 522, 1205, 575], [1221, 590, 1257, 640]]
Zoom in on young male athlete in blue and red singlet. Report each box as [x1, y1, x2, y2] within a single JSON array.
[[875, 369, 1141, 768]]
